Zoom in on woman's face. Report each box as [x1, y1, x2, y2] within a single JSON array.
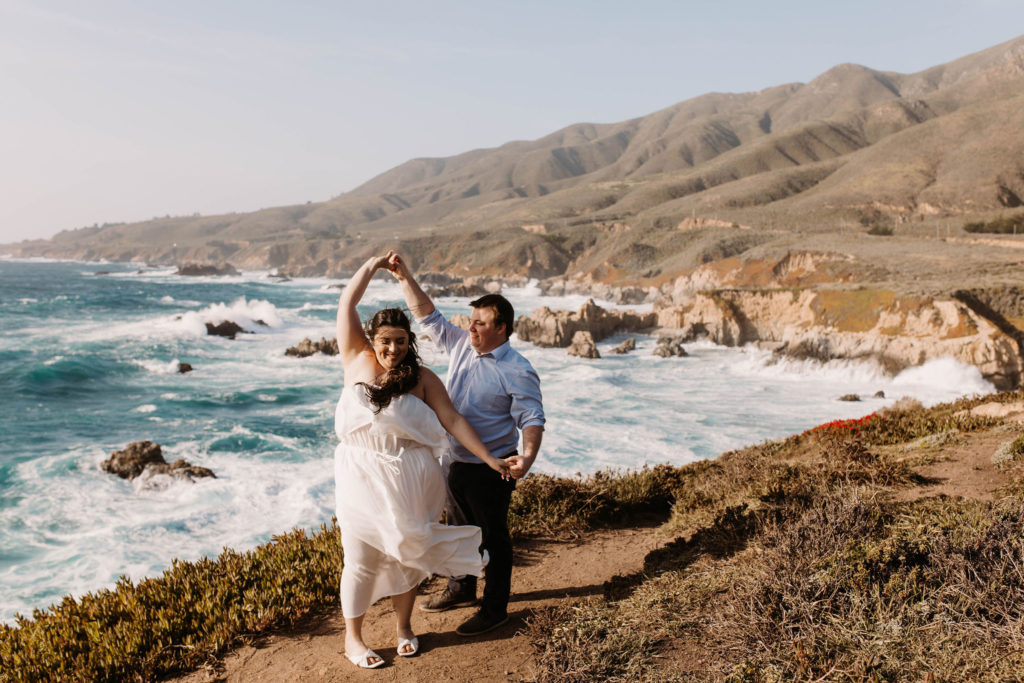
[[372, 325, 409, 370]]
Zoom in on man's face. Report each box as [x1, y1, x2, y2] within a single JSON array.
[[469, 306, 505, 353]]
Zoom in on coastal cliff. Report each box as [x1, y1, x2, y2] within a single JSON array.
[[654, 288, 1024, 389]]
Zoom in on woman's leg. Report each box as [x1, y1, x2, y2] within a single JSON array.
[[341, 537, 383, 663], [391, 585, 418, 653], [343, 614, 382, 665]]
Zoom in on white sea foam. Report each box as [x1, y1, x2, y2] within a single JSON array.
[[198, 298, 284, 329], [132, 404, 157, 413], [136, 359, 187, 375]]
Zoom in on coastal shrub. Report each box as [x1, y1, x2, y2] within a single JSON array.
[[993, 434, 1024, 467], [865, 223, 894, 236], [0, 524, 344, 682], [509, 465, 684, 538], [963, 213, 1024, 234]]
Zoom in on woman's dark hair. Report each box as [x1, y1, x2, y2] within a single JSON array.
[[357, 308, 421, 413]]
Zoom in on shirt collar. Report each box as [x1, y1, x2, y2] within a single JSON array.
[[477, 339, 511, 360]]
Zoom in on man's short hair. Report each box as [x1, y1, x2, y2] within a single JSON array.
[[470, 294, 515, 340]]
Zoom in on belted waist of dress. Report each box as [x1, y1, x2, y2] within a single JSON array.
[[342, 443, 409, 476]]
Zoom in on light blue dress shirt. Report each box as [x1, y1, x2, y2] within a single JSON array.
[[417, 309, 545, 464]]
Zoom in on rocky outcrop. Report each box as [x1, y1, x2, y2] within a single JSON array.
[[515, 299, 657, 348], [206, 321, 246, 339], [424, 273, 509, 298], [653, 336, 688, 358], [177, 362, 193, 373], [427, 282, 488, 298], [655, 288, 1024, 389], [536, 277, 657, 304], [285, 337, 339, 358], [101, 441, 215, 482], [567, 331, 600, 359], [611, 338, 636, 355], [176, 262, 240, 276]]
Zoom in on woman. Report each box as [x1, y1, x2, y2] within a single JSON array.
[[334, 252, 509, 669]]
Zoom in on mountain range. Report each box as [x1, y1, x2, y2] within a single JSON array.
[[6, 33, 1024, 288]]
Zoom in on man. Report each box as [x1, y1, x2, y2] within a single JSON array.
[[387, 252, 545, 636]]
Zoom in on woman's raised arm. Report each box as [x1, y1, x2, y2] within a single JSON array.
[[336, 252, 393, 366]]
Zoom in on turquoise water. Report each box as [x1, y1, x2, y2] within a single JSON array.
[[0, 257, 994, 622]]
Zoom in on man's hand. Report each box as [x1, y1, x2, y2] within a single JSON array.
[[386, 251, 410, 281], [505, 454, 535, 480]]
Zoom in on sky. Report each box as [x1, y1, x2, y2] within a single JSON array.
[[1, 1, 1023, 243]]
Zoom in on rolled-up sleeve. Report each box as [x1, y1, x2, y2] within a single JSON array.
[[508, 364, 545, 431], [416, 309, 468, 354]]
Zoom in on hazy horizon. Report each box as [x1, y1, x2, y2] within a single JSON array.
[[2, 0, 1023, 243]]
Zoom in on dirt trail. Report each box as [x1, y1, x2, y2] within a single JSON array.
[[172, 525, 670, 683]]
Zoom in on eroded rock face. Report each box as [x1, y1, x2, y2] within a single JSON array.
[[285, 337, 339, 358], [515, 299, 657, 348], [655, 289, 1024, 389], [101, 441, 215, 482], [176, 262, 240, 276], [567, 331, 600, 359]]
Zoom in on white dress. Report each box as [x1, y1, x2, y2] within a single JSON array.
[[334, 384, 485, 617]]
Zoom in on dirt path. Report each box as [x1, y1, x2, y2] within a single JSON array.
[[172, 525, 671, 682]]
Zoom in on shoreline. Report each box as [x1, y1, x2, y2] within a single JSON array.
[[0, 259, 1003, 626]]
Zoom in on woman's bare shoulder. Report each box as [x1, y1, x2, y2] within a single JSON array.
[[411, 367, 441, 400]]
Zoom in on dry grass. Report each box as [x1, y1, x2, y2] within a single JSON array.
[[524, 391, 1024, 682]]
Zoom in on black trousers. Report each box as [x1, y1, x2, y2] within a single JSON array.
[[446, 458, 517, 616]]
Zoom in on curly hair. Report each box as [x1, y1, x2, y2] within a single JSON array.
[[357, 308, 421, 413]]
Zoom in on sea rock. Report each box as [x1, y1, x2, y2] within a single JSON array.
[[653, 336, 688, 358], [611, 338, 636, 354], [514, 299, 657, 348], [285, 337, 339, 358], [838, 393, 861, 402], [177, 362, 193, 373], [206, 320, 246, 339], [567, 331, 600, 359], [176, 262, 240, 277], [874, 390, 886, 398], [101, 441, 215, 482]]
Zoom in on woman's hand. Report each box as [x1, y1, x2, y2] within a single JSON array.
[[482, 453, 512, 481], [369, 252, 394, 272]]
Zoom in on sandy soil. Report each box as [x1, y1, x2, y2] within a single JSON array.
[[170, 525, 671, 683], [170, 419, 1024, 682]]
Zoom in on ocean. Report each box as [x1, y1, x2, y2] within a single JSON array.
[[0, 257, 995, 623]]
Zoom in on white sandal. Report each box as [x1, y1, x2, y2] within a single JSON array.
[[346, 647, 385, 669], [397, 635, 419, 657]]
